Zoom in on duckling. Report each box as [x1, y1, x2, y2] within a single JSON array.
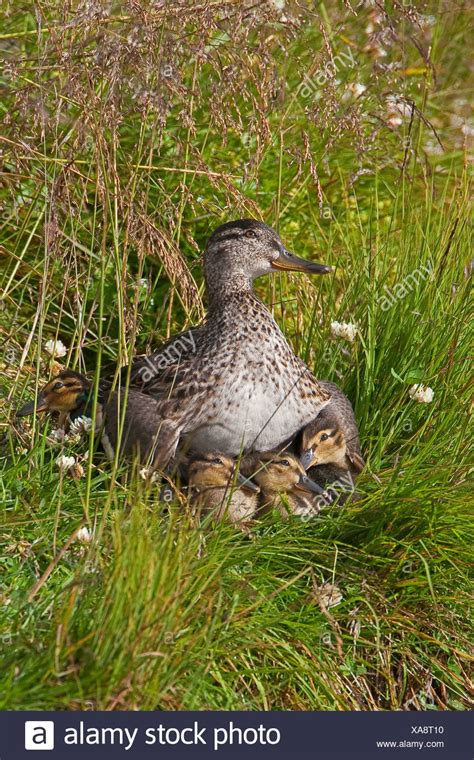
[[299, 381, 365, 503], [187, 452, 259, 524], [243, 452, 324, 519], [16, 370, 173, 466]]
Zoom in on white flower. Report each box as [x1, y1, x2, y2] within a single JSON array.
[[330, 321, 358, 343], [387, 114, 403, 127], [386, 97, 412, 127], [46, 428, 66, 446], [342, 82, 366, 103], [409, 384, 434, 403], [69, 416, 93, 436], [56, 454, 76, 473], [44, 339, 67, 358], [76, 526, 92, 543], [139, 467, 160, 484], [461, 123, 474, 137], [348, 82, 366, 98]]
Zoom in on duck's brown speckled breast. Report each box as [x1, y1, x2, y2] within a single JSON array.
[[179, 294, 329, 455]]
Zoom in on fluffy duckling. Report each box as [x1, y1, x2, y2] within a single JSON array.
[[187, 452, 259, 524], [243, 452, 324, 519], [299, 381, 365, 503], [16, 370, 170, 465], [16, 370, 93, 430]]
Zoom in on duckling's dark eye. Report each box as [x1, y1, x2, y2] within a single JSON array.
[[244, 229, 258, 239], [320, 433, 330, 442], [52, 382, 64, 392], [211, 457, 223, 465], [279, 459, 290, 467]]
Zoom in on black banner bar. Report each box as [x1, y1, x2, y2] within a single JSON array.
[[2, 710, 472, 759]]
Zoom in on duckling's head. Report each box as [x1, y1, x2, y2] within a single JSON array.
[[188, 452, 259, 494], [204, 219, 331, 293], [252, 453, 324, 495], [300, 413, 364, 472], [16, 370, 90, 417]]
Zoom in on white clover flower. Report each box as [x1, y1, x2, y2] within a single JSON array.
[[385, 97, 412, 128], [330, 320, 358, 343], [69, 416, 93, 437], [139, 466, 160, 484], [46, 429, 66, 446], [348, 82, 366, 98], [461, 123, 474, 137], [76, 526, 92, 543], [56, 454, 76, 473], [44, 339, 67, 358], [409, 384, 434, 403], [387, 115, 403, 127]]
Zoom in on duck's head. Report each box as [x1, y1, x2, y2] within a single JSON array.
[[300, 413, 365, 472], [252, 452, 325, 495], [188, 452, 260, 494], [204, 219, 331, 293], [16, 370, 91, 417]]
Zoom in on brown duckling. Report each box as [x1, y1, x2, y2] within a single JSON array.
[[243, 452, 324, 519], [16, 370, 172, 466], [299, 381, 364, 503], [187, 451, 259, 524]]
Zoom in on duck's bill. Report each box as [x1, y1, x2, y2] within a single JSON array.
[[16, 394, 48, 416], [236, 472, 260, 494], [272, 247, 332, 275], [300, 448, 316, 470], [295, 473, 325, 495]]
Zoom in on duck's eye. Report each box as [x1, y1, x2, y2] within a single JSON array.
[[52, 382, 64, 392], [279, 459, 290, 467], [320, 433, 330, 442], [211, 457, 223, 465], [244, 229, 258, 239]]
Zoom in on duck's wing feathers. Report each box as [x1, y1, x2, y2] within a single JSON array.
[[101, 326, 204, 395]]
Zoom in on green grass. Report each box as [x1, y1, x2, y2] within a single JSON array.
[[1, 2, 473, 710]]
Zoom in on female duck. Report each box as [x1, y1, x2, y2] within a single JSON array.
[[117, 219, 332, 468]]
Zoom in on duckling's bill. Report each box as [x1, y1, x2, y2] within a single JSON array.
[[236, 472, 260, 494], [300, 448, 315, 470], [294, 472, 326, 495]]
